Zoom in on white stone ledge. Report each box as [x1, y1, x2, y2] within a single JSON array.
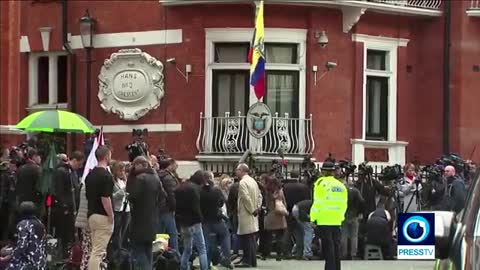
[[20, 29, 183, 52], [0, 125, 26, 135], [95, 124, 182, 133]]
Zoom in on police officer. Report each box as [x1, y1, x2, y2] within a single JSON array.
[[310, 161, 348, 270]]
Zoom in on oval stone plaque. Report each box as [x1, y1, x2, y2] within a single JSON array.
[[98, 48, 165, 121], [112, 70, 148, 103]]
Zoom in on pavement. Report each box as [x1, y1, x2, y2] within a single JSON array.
[[210, 260, 435, 270]]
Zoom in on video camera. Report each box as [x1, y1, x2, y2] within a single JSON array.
[[338, 160, 356, 175], [357, 162, 373, 175], [126, 128, 149, 162], [422, 164, 444, 182], [379, 164, 403, 182], [301, 155, 320, 184]]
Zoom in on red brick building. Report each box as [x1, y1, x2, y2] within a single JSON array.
[[1, 0, 480, 175]]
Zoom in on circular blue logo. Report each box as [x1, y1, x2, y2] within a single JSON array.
[[402, 216, 430, 243]]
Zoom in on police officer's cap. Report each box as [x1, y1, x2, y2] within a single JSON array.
[[321, 161, 335, 171]]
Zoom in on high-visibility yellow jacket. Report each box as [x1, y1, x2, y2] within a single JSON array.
[[310, 175, 348, 226]]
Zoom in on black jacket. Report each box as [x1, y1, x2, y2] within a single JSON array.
[[227, 182, 239, 218], [445, 176, 467, 213], [200, 184, 225, 223], [175, 181, 203, 227], [127, 168, 166, 243], [158, 170, 178, 213], [53, 163, 80, 212], [346, 186, 365, 219], [283, 182, 311, 212], [296, 199, 312, 222], [366, 209, 391, 245], [16, 161, 42, 204]]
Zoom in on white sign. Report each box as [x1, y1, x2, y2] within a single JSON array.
[[98, 48, 164, 121]]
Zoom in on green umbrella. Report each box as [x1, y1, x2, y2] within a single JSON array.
[[16, 110, 95, 133], [38, 143, 57, 195]]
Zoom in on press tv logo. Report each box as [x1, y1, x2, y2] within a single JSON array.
[[397, 213, 435, 260]]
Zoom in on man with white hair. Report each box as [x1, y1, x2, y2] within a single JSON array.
[[442, 165, 466, 213], [235, 163, 262, 268]]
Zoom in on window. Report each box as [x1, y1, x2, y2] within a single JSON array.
[[210, 41, 300, 117], [212, 70, 249, 116], [214, 43, 249, 63], [365, 49, 391, 141], [366, 76, 388, 140], [29, 52, 68, 107], [265, 71, 299, 118], [367, 50, 388, 70], [265, 43, 298, 64]]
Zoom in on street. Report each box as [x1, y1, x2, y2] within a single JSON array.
[[243, 260, 435, 270]]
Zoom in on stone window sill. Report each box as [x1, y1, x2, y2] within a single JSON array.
[[351, 139, 408, 148], [26, 103, 68, 112]]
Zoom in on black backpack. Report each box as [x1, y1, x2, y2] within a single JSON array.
[[109, 248, 133, 270], [154, 250, 180, 270]]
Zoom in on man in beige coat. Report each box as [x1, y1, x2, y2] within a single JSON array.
[[236, 163, 262, 268]]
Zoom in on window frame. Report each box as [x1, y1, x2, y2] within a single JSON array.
[[358, 36, 404, 142], [212, 69, 250, 117], [365, 76, 389, 140], [264, 70, 300, 118], [205, 28, 306, 119], [28, 51, 69, 109]]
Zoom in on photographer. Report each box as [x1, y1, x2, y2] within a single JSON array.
[[341, 182, 365, 260], [125, 129, 149, 162], [355, 163, 389, 216], [438, 166, 466, 214], [366, 204, 394, 260], [398, 163, 422, 213]]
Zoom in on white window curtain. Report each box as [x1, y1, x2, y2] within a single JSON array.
[[215, 72, 248, 116], [367, 78, 382, 134], [266, 44, 296, 64], [266, 72, 297, 117]]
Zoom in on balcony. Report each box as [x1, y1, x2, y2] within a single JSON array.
[[159, 0, 443, 16], [160, 0, 442, 33], [196, 112, 315, 162], [467, 0, 480, 16]]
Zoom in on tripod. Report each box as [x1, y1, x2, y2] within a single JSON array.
[[404, 181, 422, 212]]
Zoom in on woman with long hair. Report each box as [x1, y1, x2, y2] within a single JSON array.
[[261, 175, 288, 261], [109, 161, 131, 255]]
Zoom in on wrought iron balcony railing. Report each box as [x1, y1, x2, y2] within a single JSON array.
[[365, 0, 442, 10], [160, 0, 443, 11], [196, 112, 315, 156], [472, 0, 480, 9]]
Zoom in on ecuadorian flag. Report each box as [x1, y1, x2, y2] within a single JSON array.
[[249, 0, 265, 100]]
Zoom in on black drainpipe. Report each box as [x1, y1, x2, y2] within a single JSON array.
[[62, 0, 78, 148], [443, 0, 451, 154]]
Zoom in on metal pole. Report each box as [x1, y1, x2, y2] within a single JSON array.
[[86, 48, 92, 120]]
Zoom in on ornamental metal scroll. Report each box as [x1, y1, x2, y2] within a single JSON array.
[[98, 48, 165, 121]]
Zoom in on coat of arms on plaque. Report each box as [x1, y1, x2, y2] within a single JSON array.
[[246, 102, 272, 138]]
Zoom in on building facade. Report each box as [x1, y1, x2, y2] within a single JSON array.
[[1, 0, 480, 175]]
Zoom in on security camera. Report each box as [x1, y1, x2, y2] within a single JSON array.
[[326, 61, 337, 70], [316, 31, 329, 48], [166, 58, 176, 64]]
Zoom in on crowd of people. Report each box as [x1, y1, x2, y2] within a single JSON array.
[[0, 140, 470, 270]]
